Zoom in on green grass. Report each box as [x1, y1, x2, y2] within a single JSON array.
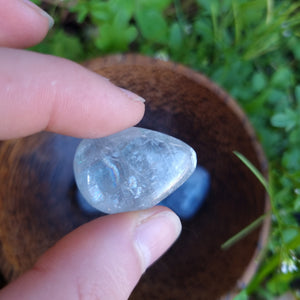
[[31, 0, 300, 298]]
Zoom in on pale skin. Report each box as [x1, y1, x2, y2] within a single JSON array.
[[0, 1, 182, 299]]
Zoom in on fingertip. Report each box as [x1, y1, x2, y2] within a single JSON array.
[[44, 66, 146, 139], [0, 49, 145, 139], [0, 0, 53, 48], [23, 0, 54, 30], [133, 206, 182, 271]]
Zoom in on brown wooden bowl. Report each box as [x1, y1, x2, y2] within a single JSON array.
[[0, 54, 270, 299]]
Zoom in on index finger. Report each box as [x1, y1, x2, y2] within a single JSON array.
[[0, 48, 145, 140], [0, 0, 53, 48]]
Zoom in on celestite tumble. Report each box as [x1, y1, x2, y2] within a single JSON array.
[[73, 127, 197, 214], [160, 166, 210, 220]]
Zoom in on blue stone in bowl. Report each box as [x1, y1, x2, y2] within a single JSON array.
[[160, 166, 210, 220]]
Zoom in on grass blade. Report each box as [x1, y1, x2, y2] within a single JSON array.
[[221, 214, 267, 250], [234, 151, 270, 196]]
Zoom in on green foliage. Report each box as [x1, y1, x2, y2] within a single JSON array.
[[69, 0, 173, 52], [31, 0, 300, 298], [31, 29, 85, 61], [234, 289, 248, 300], [136, 8, 168, 42], [225, 153, 300, 299], [70, 0, 137, 52]]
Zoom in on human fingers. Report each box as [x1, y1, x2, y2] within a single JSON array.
[[0, 48, 145, 140], [0, 0, 53, 48], [0, 206, 181, 300]]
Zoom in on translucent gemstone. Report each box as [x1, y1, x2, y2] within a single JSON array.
[[160, 166, 210, 220], [73, 127, 197, 214]]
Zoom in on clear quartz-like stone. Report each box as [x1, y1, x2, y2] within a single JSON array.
[[73, 127, 197, 214]]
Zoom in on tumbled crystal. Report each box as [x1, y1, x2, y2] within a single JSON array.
[[73, 127, 197, 214], [160, 166, 210, 220]]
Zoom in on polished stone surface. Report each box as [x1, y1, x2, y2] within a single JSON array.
[[160, 166, 210, 220], [74, 127, 197, 214]]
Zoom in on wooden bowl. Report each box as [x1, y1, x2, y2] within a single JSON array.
[[0, 55, 270, 299]]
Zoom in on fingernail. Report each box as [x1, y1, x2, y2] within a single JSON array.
[[23, 0, 54, 29], [119, 88, 146, 103], [134, 208, 182, 271]]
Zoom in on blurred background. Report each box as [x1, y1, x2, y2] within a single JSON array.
[[30, 0, 300, 298]]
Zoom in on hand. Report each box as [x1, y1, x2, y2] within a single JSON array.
[[0, 1, 182, 299]]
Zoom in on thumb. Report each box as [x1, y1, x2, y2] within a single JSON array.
[[0, 206, 181, 300]]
